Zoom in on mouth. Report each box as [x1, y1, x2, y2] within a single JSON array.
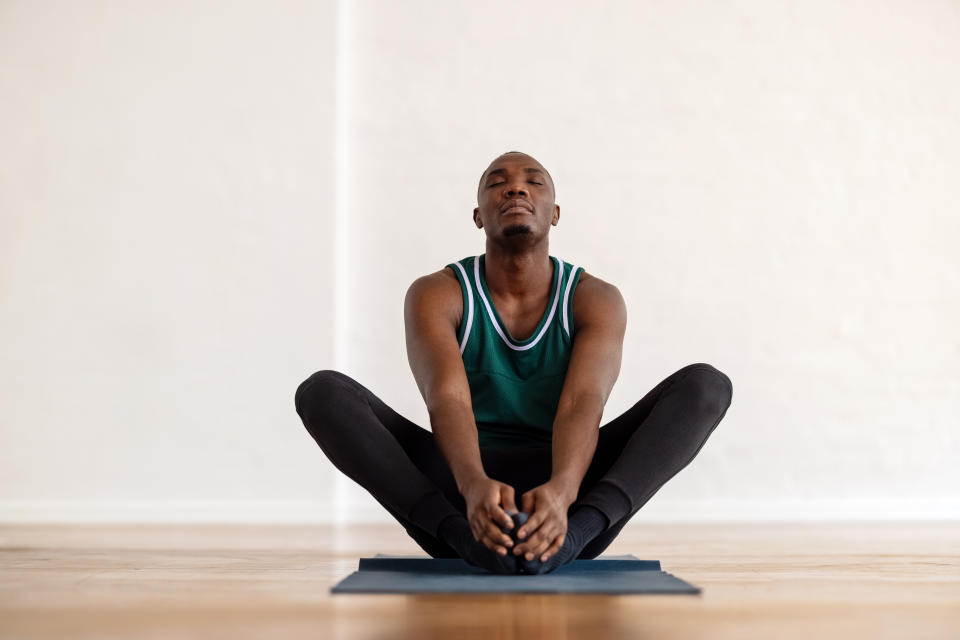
[[501, 200, 534, 214]]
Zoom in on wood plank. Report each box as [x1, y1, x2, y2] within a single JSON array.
[[1, 523, 958, 639]]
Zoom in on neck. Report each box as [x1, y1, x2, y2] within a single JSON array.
[[482, 240, 552, 299]]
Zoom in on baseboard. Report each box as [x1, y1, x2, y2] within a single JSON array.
[[1, 497, 957, 524]]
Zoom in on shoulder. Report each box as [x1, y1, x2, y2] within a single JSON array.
[[404, 267, 463, 323], [573, 271, 623, 304], [572, 271, 627, 329]]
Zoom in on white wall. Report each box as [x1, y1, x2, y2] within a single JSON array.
[[0, 0, 341, 521], [1, 0, 958, 523]]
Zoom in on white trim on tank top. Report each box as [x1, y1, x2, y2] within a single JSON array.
[[451, 261, 474, 354], [473, 254, 564, 352], [562, 265, 580, 339]]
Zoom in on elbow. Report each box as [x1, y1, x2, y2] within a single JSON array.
[[425, 386, 472, 416], [555, 391, 606, 422]]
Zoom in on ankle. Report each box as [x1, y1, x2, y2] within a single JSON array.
[[568, 505, 609, 544]]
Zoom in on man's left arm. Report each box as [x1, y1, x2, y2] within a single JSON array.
[[513, 275, 627, 562]]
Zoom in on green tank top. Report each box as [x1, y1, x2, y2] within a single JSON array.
[[445, 254, 584, 448]]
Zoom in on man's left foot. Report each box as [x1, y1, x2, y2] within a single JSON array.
[[516, 505, 609, 575]]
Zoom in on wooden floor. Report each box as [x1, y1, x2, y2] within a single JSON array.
[[1, 523, 958, 639]]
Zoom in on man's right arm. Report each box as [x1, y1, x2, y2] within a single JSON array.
[[404, 270, 519, 554], [403, 270, 487, 493]]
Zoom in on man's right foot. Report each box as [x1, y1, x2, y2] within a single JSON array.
[[438, 514, 518, 575]]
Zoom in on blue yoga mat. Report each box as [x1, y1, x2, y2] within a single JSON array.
[[330, 554, 701, 594]]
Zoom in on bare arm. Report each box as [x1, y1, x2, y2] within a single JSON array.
[[403, 270, 485, 492], [510, 273, 628, 563], [550, 274, 627, 501], [404, 270, 519, 554]]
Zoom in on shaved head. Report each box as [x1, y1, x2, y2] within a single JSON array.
[[477, 151, 556, 204]]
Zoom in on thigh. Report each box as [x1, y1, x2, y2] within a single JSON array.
[[576, 363, 715, 499], [329, 372, 466, 508]]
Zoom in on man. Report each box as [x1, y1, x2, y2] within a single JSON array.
[[295, 151, 733, 574]]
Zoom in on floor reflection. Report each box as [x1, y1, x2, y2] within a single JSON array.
[[332, 593, 622, 640]]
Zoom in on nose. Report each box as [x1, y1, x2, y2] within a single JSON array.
[[504, 184, 528, 197]]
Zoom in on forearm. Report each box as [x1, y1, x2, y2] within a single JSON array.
[[428, 396, 487, 493], [550, 397, 603, 503]]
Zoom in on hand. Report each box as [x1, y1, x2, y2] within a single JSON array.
[[512, 481, 577, 563], [460, 475, 519, 556]]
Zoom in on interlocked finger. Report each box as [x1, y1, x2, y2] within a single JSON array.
[[531, 528, 557, 559], [515, 511, 545, 541], [540, 533, 565, 561], [517, 525, 555, 559], [482, 518, 513, 554]]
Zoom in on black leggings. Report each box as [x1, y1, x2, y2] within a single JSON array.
[[294, 362, 732, 559]]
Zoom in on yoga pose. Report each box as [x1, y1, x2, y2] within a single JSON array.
[[295, 151, 733, 574]]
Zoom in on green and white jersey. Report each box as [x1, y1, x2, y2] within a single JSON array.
[[445, 254, 584, 448]]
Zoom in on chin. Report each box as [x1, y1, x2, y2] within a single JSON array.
[[502, 224, 533, 238]]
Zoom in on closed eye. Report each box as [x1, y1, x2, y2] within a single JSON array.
[[487, 181, 543, 188]]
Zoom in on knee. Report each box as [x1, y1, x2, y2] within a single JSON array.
[[294, 369, 350, 418], [677, 363, 733, 415]]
